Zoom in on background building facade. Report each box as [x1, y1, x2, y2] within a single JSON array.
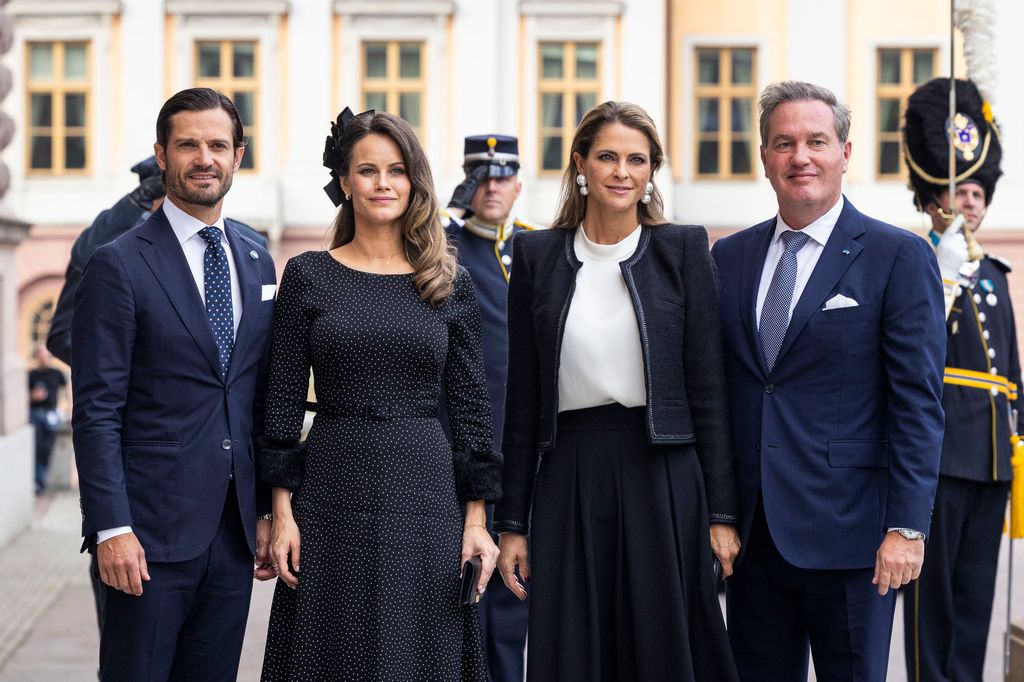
[[6, 0, 1024, 361]]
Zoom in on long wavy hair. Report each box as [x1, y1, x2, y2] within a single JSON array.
[[328, 111, 456, 306], [551, 101, 667, 229]]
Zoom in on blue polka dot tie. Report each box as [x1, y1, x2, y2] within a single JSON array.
[[199, 226, 234, 377], [759, 230, 811, 372]]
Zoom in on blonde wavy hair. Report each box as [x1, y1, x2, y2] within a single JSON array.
[[328, 111, 456, 306]]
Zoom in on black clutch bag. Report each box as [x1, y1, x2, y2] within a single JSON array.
[[459, 557, 483, 607]]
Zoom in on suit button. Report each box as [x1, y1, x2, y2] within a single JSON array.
[[765, 384, 775, 393], [221, 439, 232, 450]]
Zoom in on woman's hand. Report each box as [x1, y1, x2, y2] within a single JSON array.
[[461, 500, 499, 595], [271, 515, 302, 589], [709, 523, 741, 578], [497, 532, 530, 601]]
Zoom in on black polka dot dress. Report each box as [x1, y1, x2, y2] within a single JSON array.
[[259, 251, 494, 681]]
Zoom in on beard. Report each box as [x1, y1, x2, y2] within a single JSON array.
[[164, 165, 234, 208]]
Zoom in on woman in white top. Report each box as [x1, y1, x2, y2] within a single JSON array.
[[493, 101, 740, 681]]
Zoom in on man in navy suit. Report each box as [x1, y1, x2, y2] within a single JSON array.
[[712, 81, 946, 681], [72, 88, 277, 680]]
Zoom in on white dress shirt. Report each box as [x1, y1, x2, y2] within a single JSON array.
[[98, 198, 242, 545], [558, 225, 647, 412], [755, 197, 844, 327]]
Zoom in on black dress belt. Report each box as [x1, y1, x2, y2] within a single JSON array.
[[304, 401, 437, 422]]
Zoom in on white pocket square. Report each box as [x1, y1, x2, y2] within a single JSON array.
[[823, 294, 859, 310], [261, 284, 277, 301]]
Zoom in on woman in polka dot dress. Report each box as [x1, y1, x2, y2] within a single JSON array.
[[257, 109, 501, 681]]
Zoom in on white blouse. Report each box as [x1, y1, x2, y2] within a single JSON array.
[[557, 225, 647, 412]]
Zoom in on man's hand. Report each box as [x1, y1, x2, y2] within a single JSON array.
[[97, 533, 150, 596], [873, 531, 924, 595], [936, 216, 969, 282], [253, 517, 276, 581], [447, 164, 489, 215]]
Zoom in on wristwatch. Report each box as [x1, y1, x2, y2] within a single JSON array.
[[894, 528, 925, 541]]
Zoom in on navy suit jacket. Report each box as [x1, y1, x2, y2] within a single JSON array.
[[712, 198, 946, 570], [71, 207, 276, 563]]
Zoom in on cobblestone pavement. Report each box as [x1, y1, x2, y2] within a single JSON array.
[[2, 491, 1021, 680]]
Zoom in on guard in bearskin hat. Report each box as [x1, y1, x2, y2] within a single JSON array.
[[902, 76, 1020, 682]]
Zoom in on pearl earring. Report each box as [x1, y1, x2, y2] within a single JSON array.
[[345, 193, 352, 201], [576, 173, 589, 197], [641, 181, 653, 205]]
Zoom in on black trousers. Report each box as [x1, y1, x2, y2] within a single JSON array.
[[99, 483, 253, 682], [903, 475, 1008, 682], [727, 498, 896, 682]]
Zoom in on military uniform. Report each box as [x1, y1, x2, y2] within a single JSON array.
[[443, 135, 540, 682], [902, 78, 1017, 682]]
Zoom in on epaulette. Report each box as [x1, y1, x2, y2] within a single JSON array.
[[989, 255, 1013, 273], [513, 218, 543, 231]]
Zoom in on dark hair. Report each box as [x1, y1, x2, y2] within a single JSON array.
[[552, 101, 667, 229], [156, 87, 246, 149], [327, 111, 456, 306]]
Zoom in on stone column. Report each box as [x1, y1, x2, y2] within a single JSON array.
[[0, 0, 36, 547]]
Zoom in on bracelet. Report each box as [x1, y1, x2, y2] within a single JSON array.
[[258, 513, 273, 521], [466, 523, 488, 531]]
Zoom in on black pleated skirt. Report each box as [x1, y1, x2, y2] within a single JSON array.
[[527, 403, 738, 682]]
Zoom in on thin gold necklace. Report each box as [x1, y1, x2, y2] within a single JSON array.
[[348, 242, 403, 260]]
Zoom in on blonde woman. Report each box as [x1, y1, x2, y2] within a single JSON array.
[[258, 109, 499, 681]]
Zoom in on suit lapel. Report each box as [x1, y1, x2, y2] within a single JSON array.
[[773, 198, 865, 368], [225, 223, 260, 381], [740, 219, 776, 375], [137, 209, 224, 381]]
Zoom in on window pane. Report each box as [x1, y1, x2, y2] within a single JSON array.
[[731, 140, 752, 174], [731, 49, 754, 85], [29, 44, 54, 80], [576, 93, 596, 125], [233, 43, 255, 78], [879, 140, 901, 174], [879, 50, 900, 84], [576, 43, 598, 79], [878, 98, 900, 133], [64, 43, 88, 80], [913, 51, 934, 84], [198, 43, 221, 78], [541, 93, 563, 128], [30, 136, 52, 169], [541, 44, 564, 79], [698, 140, 719, 174], [30, 94, 52, 127], [399, 92, 421, 128], [698, 50, 720, 84], [240, 138, 254, 170], [233, 92, 255, 127], [541, 136, 562, 170], [399, 44, 421, 79], [365, 44, 387, 78], [698, 98, 719, 133], [731, 98, 752, 132], [364, 92, 387, 113], [65, 136, 86, 169], [65, 94, 86, 127]]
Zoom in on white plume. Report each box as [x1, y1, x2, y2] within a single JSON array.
[[954, 0, 998, 103]]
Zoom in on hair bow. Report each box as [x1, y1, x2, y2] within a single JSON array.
[[322, 107, 375, 206]]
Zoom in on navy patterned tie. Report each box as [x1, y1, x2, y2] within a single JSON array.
[[199, 226, 234, 376], [759, 230, 811, 372]]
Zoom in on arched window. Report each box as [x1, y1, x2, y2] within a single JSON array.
[[29, 298, 55, 348]]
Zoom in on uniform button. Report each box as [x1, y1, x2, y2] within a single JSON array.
[[954, 285, 963, 296], [991, 367, 999, 375], [991, 387, 1000, 396], [987, 293, 998, 307], [974, 293, 982, 304], [221, 439, 232, 450], [988, 348, 997, 359], [497, 240, 506, 250], [979, 312, 987, 322], [765, 384, 775, 394], [501, 255, 512, 266], [983, 330, 991, 340]]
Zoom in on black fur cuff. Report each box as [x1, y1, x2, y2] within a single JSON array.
[[256, 436, 305, 491], [452, 450, 502, 504]]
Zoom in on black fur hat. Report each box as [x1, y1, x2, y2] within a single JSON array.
[[903, 77, 1001, 209]]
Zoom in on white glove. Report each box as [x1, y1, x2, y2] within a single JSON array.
[[936, 218, 969, 283]]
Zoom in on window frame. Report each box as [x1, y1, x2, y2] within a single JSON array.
[[692, 46, 758, 181], [24, 40, 92, 176], [193, 39, 260, 173], [536, 41, 603, 175], [359, 40, 427, 142], [876, 47, 938, 180]]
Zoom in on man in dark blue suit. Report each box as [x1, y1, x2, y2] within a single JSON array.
[[72, 88, 277, 681], [443, 134, 539, 682], [712, 81, 946, 681]]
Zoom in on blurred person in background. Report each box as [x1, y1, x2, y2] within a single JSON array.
[[27, 343, 68, 495]]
